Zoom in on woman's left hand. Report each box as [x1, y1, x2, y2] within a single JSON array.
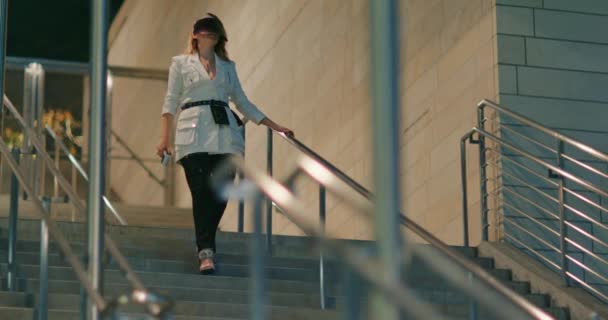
[[274, 125, 294, 137], [261, 118, 294, 137]]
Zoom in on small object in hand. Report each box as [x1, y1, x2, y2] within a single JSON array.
[[161, 150, 172, 167]]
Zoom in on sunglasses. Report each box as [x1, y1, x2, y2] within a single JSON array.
[[196, 31, 219, 39]]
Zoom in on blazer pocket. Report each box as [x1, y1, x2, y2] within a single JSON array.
[[175, 109, 200, 145]]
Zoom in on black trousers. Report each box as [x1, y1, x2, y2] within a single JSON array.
[[180, 152, 236, 253]]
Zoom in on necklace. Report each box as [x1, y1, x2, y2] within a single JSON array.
[[198, 53, 215, 78]]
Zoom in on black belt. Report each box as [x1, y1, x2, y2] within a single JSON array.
[[181, 99, 243, 126], [182, 99, 228, 110]]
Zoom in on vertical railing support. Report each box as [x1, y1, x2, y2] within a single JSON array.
[[477, 106, 489, 241], [86, 0, 109, 319], [7, 147, 20, 291], [319, 186, 327, 309], [250, 194, 266, 320], [556, 140, 569, 286], [38, 197, 51, 320], [368, 0, 403, 319], [461, 133, 471, 247], [265, 128, 273, 255]]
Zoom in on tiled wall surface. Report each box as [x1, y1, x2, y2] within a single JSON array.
[[496, 0, 608, 296], [107, 0, 499, 244]]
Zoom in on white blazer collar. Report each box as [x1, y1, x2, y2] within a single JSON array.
[[188, 52, 226, 79]]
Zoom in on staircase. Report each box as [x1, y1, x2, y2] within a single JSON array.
[[0, 218, 569, 319]]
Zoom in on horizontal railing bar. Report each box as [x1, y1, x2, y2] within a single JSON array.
[[565, 254, 608, 285], [480, 100, 608, 163], [504, 233, 562, 272], [474, 128, 608, 199], [565, 272, 608, 303], [501, 187, 560, 220], [498, 123, 558, 156], [565, 238, 608, 270], [503, 217, 561, 253], [564, 186, 608, 217], [561, 154, 608, 181], [563, 201, 608, 232], [565, 221, 608, 250], [490, 164, 560, 206], [486, 149, 559, 188]]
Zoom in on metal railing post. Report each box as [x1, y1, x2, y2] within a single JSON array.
[[105, 71, 113, 198], [7, 147, 20, 291], [0, 0, 7, 122], [468, 272, 478, 320], [266, 127, 273, 254], [22, 62, 45, 199], [250, 194, 266, 320], [0, 0, 6, 195], [369, 0, 403, 319], [39, 196, 51, 320], [556, 140, 569, 286], [53, 137, 60, 199], [461, 133, 471, 247], [87, 0, 109, 319], [477, 106, 489, 241], [343, 264, 361, 320], [319, 185, 327, 309], [237, 126, 246, 232]]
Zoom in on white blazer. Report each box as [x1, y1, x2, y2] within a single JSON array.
[[161, 53, 266, 161]]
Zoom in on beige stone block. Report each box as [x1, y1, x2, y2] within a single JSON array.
[[436, 55, 480, 114], [403, 37, 441, 89], [427, 160, 462, 209], [404, 0, 444, 59], [404, 66, 438, 113], [402, 121, 433, 168]]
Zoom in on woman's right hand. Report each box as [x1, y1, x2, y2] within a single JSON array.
[[156, 138, 173, 158]]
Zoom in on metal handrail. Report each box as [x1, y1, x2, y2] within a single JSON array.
[[2, 94, 172, 317], [111, 129, 166, 187], [221, 158, 450, 320], [0, 139, 107, 311], [45, 125, 127, 225], [257, 130, 554, 319], [462, 99, 608, 305]]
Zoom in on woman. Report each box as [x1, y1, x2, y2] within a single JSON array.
[[156, 13, 293, 274]]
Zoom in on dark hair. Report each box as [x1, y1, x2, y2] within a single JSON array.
[[186, 13, 230, 62]]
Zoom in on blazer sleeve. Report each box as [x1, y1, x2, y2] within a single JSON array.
[[228, 62, 266, 124], [161, 57, 184, 116]]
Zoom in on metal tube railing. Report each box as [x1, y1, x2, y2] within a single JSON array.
[[0, 136, 108, 311], [221, 157, 449, 320], [2, 94, 172, 317], [463, 99, 608, 304], [294, 154, 554, 320], [7, 147, 19, 291]]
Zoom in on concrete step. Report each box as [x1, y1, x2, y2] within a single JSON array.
[[0, 291, 339, 319], [0, 307, 240, 320], [0, 305, 335, 320], [0, 218, 479, 257], [0, 284, 326, 309]]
